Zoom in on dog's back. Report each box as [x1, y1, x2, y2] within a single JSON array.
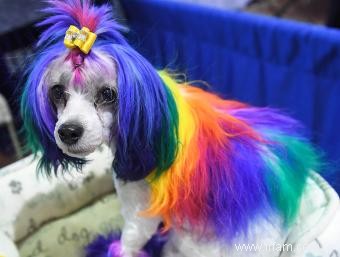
[[145, 72, 322, 242]]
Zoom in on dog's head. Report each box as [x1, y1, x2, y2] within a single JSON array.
[[21, 0, 178, 179]]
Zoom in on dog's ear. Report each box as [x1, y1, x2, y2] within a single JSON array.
[[110, 45, 179, 181], [20, 51, 86, 176]]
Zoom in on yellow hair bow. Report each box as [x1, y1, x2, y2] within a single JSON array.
[[64, 25, 97, 54]]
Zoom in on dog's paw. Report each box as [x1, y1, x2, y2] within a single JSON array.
[[108, 240, 150, 257]]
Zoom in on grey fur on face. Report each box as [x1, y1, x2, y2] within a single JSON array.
[[44, 51, 118, 158]]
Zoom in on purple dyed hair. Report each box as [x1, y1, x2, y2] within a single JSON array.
[[85, 230, 168, 257]]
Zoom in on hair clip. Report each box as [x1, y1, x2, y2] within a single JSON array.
[[64, 25, 97, 54]]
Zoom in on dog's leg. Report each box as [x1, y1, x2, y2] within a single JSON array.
[[113, 177, 161, 257]]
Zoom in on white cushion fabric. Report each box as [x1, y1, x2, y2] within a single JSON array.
[[0, 232, 19, 257], [283, 173, 340, 257], [0, 146, 114, 243]]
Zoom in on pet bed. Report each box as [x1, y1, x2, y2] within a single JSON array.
[[0, 146, 119, 257]]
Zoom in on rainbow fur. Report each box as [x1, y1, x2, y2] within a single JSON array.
[[21, 0, 322, 243], [144, 72, 322, 241]]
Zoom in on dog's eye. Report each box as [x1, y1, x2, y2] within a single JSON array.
[[49, 85, 66, 105], [95, 87, 117, 105]]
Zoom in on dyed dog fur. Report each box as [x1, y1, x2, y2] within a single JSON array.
[[21, 1, 322, 256]]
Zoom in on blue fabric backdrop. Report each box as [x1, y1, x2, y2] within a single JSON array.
[[121, 0, 340, 191]]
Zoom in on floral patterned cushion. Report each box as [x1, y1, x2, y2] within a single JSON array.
[[18, 193, 123, 257], [0, 146, 114, 243]]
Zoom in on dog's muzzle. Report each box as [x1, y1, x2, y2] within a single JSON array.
[[58, 122, 84, 145]]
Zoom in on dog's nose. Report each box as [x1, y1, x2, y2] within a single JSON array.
[[58, 123, 84, 145]]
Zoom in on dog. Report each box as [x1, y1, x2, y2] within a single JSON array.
[[21, 1, 322, 256]]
